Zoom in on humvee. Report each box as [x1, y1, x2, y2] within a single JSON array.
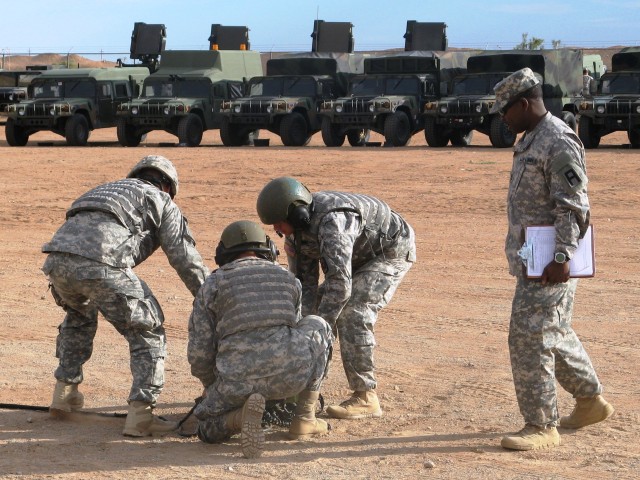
[[318, 21, 470, 147], [218, 20, 364, 147], [577, 47, 640, 148], [5, 67, 149, 146], [423, 49, 583, 148], [116, 25, 263, 147], [4, 22, 163, 146]]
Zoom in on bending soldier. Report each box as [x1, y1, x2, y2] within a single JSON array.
[[256, 177, 416, 420], [187, 220, 333, 458], [43, 155, 209, 437]]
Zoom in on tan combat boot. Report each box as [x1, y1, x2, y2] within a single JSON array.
[[560, 395, 614, 429], [50, 380, 84, 418], [326, 390, 382, 419], [288, 389, 329, 440], [122, 401, 177, 437], [239, 393, 266, 459], [501, 424, 561, 451]]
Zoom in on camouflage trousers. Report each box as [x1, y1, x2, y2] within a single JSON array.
[[509, 277, 602, 427], [196, 315, 332, 443], [335, 227, 416, 392], [42, 252, 167, 404]]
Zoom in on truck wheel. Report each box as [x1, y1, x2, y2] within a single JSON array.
[[117, 118, 143, 147], [178, 113, 204, 147], [384, 111, 411, 146], [5, 118, 29, 146], [578, 116, 600, 149], [321, 117, 345, 147], [489, 115, 516, 148], [424, 117, 448, 147], [220, 118, 246, 146], [65, 114, 90, 146], [280, 112, 309, 146], [628, 128, 640, 148], [561, 111, 577, 132], [347, 128, 370, 147], [449, 129, 474, 147]]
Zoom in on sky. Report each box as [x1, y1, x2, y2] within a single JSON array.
[[1, 0, 639, 61]]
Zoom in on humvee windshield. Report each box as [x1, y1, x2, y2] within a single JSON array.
[[601, 73, 640, 94], [31, 79, 96, 99], [349, 76, 422, 96], [143, 78, 211, 98], [0, 72, 38, 88], [452, 73, 507, 96], [249, 76, 317, 97]]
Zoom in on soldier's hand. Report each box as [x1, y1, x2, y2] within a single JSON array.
[[541, 261, 570, 285]]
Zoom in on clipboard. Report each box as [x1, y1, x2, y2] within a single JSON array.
[[518, 225, 595, 278]]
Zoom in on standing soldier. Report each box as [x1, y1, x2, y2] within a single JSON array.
[[188, 220, 333, 458], [492, 68, 614, 451], [43, 155, 209, 437], [256, 177, 416, 420]]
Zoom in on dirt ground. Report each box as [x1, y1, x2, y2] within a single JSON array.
[[0, 126, 638, 480]]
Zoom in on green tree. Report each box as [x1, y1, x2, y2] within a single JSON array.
[[515, 33, 545, 50], [552, 39, 562, 49]]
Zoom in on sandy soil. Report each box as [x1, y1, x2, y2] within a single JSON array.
[[0, 126, 638, 480]]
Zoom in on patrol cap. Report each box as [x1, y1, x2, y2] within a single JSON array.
[[490, 67, 541, 114]]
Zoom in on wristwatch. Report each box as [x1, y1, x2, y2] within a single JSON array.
[[554, 252, 567, 264]]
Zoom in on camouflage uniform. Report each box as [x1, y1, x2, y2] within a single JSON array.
[[187, 257, 332, 443], [284, 191, 416, 392], [506, 111, 602, 427], [42, 178, 208, 404]]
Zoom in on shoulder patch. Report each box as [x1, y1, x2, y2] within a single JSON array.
[[552, 152, 587, 194]]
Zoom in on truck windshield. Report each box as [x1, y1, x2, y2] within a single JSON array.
[[143, 78, 211, 98], [31, 79, 96, 99], [601, 74, 640, 94], [350, 77, 383, 95], [452, 74, 507, 95], [385, 77, 420, 95], [350, 76, 421, 96], [249, 77, 316, 97]]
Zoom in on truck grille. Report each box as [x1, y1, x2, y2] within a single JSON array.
[[19, 102, 72, 116], [446, 100, 475, 115], [342, 99, 371, 113], [240, 102, 270, 114], [606, 100, 632, 115]]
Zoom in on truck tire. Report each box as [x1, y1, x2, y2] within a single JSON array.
[[578, 116, 600, 149], [117, 118, 143, 147], [347, 129, 370, 147], [220, 118, 251, 146], [280, 112, 310, 146], [321, 117, 345, 147], [384, 111, 411, 146], [449, 129, 474, 147], [65, 114, 90, 146], [5, 118, 29, 146], [561, 111, 577, 132], [178, 113, 204, 147], [489, 115, 516, 148], [424, 116, 448, 147], [628, 128, 640, 148]]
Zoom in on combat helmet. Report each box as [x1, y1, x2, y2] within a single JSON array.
[[256, 177, 313, 227], [128, 155, 179, 198], [214, 220, 279, 266]]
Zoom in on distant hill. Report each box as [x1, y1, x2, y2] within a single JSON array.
[[0, 47, 625, 72]]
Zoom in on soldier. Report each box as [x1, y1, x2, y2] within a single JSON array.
[[187, 220, 332, 458], [492, 68, 614, 451], [256, 178, 416, 420], [43, 155, 209, 437], [582, 68, 595, 97]]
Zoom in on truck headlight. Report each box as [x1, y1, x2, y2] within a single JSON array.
[[131, 107, 139, 115], [475, 104, 482, 113], [439, 105, 448, 114], [596, 105, 605, 114], [636, 105, 640, 114], [336, 105, 343, 113], [369, 104, 375, 112], [234, 105, 241, 114], [266, 105, 273, 113], [50, 107, 56, 115], [18, 108, 25, 116], [163, 106, 170, 115]]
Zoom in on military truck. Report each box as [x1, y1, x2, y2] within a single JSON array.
[[318, 21, 469, 147], [4, 22, 163, 146], [318, 50, 469, 147], [0, 67, 47, 124], [218, 20, 363, 147], [4, 67, 149, 146], [577, 47, 640, 148], [116, 25, 262, 147], [423, 49, 583, 148]]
